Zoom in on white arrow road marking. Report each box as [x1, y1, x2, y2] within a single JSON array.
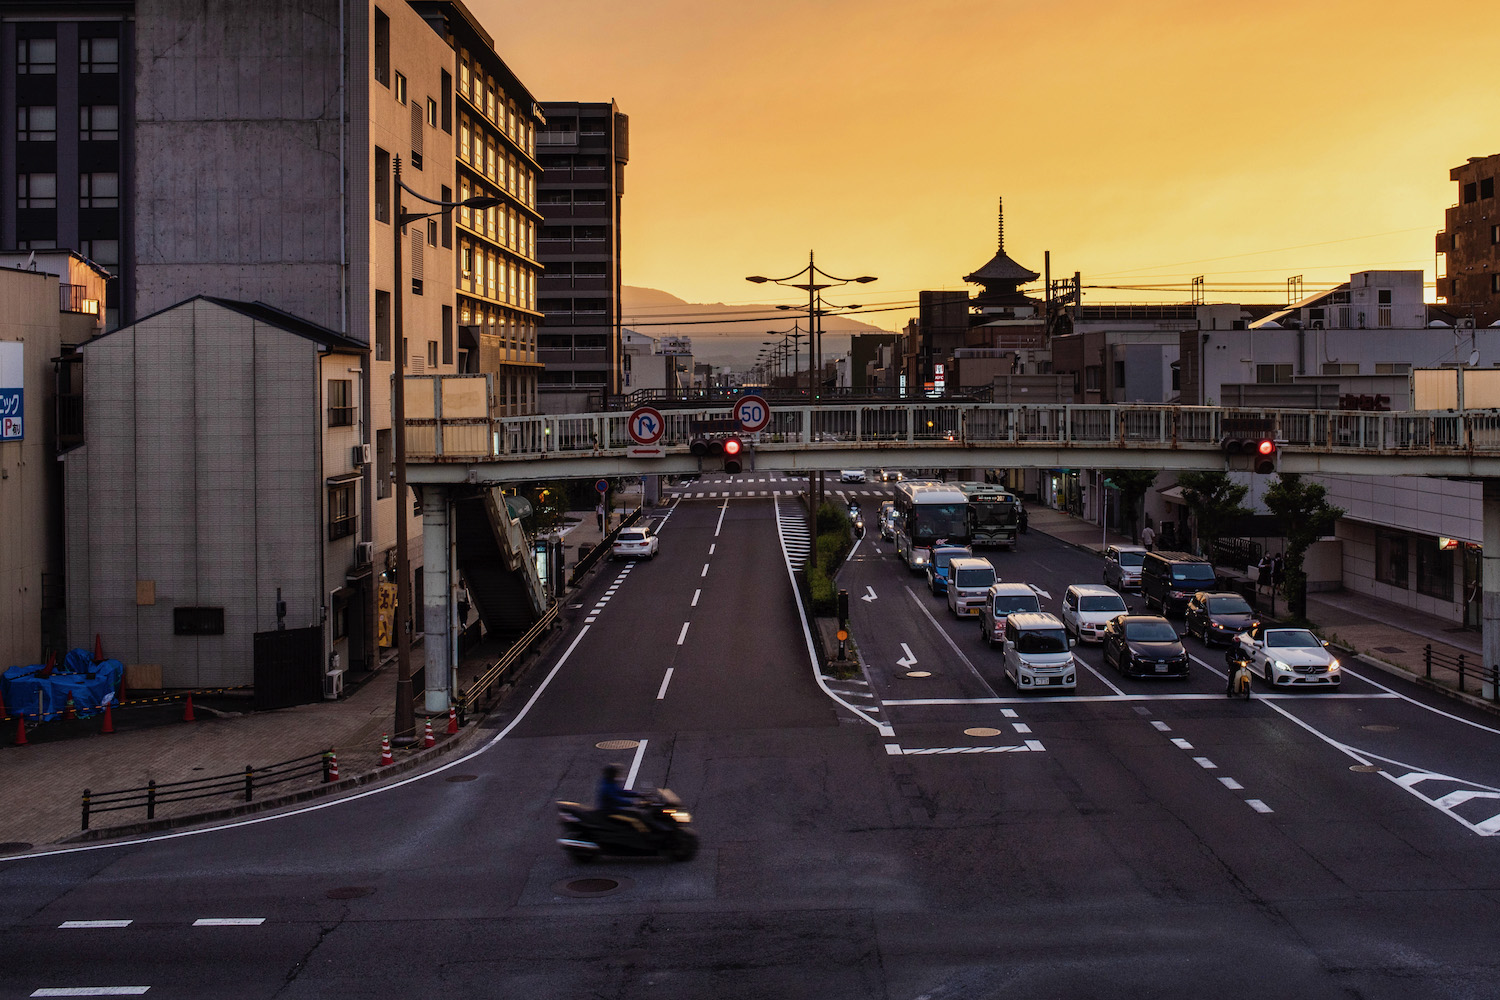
[[896, 643, 918, 668], [1029, 584, 1051, 601], [861, 586, 878, 603]]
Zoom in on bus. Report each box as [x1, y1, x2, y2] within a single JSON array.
[[957, 482, 1022, 550], [893, 481, 971, 571]]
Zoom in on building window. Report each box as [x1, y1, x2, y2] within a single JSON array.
[[427, 218, 437, 247], [18, 173, 57, 209], [79, 36, 118, 73], [374, 147, 390, 223], [375, 290, 391, 361], [17, 38, 57, 74], [440, 70, 452, 133], [331, 592, 348, 640], [1321, 363, 1358, 375], [395, 72, 407, 105], [1483, 177, 1495, 200], [172, 607, 225, 636], [426, 96, 438, 128], [373, 8, 390, 86], [574, 189, 607, 205], [328, 483, 357, 540], [327, 379, 355, 427], [1464, 182, 1478, 204], [1376, 530, 1409, 589], [1375, 363, 1410, 375], [1492, 224, 1500, 246], [79, 172, 119, 208], [1416, 538, 1454, 600], [1256, 364, 1293, 384], [427, 341, 438, 367], [79, 239, 118, 266], [442, 306, 453, 365], [18, 106, 57, 142], [376, 429, 392, 499], [1493, 274, 1500, 295], [79, 105, 119, 141]]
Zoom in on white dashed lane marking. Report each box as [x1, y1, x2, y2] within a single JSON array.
[[58, 921, 132, 929]]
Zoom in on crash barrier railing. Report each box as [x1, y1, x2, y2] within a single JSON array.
[[81, 749, 334, 830], [456, 601, 561, 724], [1421, 644, 1500, 702], [565, 506, 644, 587]]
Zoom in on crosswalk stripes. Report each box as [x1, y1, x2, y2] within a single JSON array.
[[775, 496, 812, 571], [1390, 769, 1500, 835]]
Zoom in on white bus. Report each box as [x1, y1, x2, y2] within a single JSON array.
[[892, 481, 971, 571]]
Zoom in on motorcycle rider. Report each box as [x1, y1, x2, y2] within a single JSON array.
[[594, 763, 646, 831]]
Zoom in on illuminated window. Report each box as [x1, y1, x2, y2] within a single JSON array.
[[395, 72, 406, 105]]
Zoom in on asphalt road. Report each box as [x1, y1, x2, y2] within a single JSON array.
[[3, 483, 1499, 999]]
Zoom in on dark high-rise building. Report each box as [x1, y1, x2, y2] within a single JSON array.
[[1437, 153, 1500, 329], [536, 100, 628, 411]]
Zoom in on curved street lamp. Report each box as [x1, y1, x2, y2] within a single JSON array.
[[390, 155, 505, 742], [748, 252, 875, 400]]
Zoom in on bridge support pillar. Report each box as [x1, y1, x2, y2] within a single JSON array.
[[1483, 481, 1500, 700], [422, 485, 455, 714]]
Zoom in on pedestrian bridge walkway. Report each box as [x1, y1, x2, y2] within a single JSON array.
[[405, 399, 1500, 484]]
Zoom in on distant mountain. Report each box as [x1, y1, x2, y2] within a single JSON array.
[[620, 286, 893, 370]]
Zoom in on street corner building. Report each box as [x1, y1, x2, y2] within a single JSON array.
[[62, 296, 369, 695]]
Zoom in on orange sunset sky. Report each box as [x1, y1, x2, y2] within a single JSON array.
[[475, 0, 1500, 331]]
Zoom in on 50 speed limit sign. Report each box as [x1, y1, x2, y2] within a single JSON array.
[[733, 394, 771, 433]]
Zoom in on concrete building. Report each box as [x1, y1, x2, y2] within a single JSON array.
[[1437, 153, 1500, 329], [0, 252, 108, 669], [536, 100, 629, 411], [2, 0, 546, 685]]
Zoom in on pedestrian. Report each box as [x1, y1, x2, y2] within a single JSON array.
[[596, 501, 606, 532], [456, 581, 470, 627], [1257, 553, 1273, 594], [1271, 552, 1285, 590], [1141, 523, 1155, 552]]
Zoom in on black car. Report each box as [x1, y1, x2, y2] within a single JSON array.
[[1184, 591, 1258, 646], [1102, 615, 1189, 678]]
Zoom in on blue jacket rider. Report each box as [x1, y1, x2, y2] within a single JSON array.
[[596, 763, 639, 814]]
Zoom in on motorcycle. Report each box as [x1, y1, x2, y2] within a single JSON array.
[[853, 513, 866, 538], [1225, 648, 1253, 699], [557, 788, 699, 863]]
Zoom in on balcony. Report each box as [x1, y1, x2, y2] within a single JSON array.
[[60, 283, 102, 321]]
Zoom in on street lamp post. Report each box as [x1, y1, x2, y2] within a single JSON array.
[[390, 155, 502, 742]]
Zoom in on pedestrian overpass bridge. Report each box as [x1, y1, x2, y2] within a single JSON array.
[[406, 401, 1500, 483], [402, 398, 1500, 713]]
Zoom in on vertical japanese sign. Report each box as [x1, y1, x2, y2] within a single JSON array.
[[0, 342, 22, 441], [377, 581, 397, 647]]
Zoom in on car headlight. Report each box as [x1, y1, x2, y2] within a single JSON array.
[[1327, 660, 1340, 672], [1273, 660, 1290, 672]]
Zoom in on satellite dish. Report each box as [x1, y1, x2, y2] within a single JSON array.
[[1469, 349, 1481, 367]]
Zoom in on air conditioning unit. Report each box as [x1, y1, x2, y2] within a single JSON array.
[[356, 541, 373, 565], [353, 443, 372, 465], [1458, 317, 1477, 331], [323, 667, 344, 700]]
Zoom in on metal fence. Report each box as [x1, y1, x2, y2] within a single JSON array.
[[81, 749, 333, 830], [1422, 644, 1500, 702]]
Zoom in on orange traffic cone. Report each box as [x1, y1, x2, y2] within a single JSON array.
[[326, 751, 339, 781], [63, 692, 77, 722], [378, 733, 393, 766], [446, 704, 458, 735], [182, 693, 196, 722], [423, 719, 435, 748], [100, 702, 115, 734], [14, 715, 27, 746], [94, 633, 104, 663]]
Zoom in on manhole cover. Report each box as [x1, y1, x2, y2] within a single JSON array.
[[555, 876, 633, 898], [0, 842, 33, 853], [596, 740, 640, 750], [1362, 724, 1399, 732], [1376, 646, 1405, 655], [326, 886, 375, 900], [445, 774, 478, 783], [965, 727, 1002, 738], [905, 671, 932, 678], [1350, 764, 1382, 773]]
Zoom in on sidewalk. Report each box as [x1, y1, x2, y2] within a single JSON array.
[[0, 499, 638, 855], [1025, 503, 1493, 711]]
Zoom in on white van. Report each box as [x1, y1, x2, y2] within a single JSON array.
[[1002, 612, 1077, 691], [1061, 584, 1128, 644], [946, 557, 997, 617], [980, 582, 1043, 646]]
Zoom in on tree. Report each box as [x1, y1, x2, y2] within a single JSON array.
[[1104, 470, 1160, 542], [1262, 473, 1344, 619], [1174, 471, 1250, 563]]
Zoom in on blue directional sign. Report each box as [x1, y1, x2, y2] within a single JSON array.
[[0, 342, 22, 442]]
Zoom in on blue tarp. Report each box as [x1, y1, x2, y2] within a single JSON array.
[[2, 649, 123, 721]]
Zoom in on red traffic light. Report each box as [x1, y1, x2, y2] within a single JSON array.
[[723, 438, 742, 456], [1257, 439, 1275, 456], [1254, 438, 1277, 474]]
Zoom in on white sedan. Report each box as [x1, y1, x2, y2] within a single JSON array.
[[611, 526, 659, 560], [840, 469, 866, 483], [1231, 625, 1340, 688]]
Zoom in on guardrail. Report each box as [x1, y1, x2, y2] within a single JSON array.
[[81, 749, 333, 830], [1422, 644, 1500, 702], [566, 506, 643, 586], [456, 602, 561, 723]]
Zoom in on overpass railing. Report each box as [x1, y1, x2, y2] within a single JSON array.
[[405, 403, 1500, 463]]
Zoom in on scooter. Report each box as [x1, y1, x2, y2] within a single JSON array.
[[557, 788, 699, 863], [1225, 649, 1253, 699]]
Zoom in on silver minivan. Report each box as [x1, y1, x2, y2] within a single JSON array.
[[1061, 583, 1128, 643], [980, 582, 1043, 646], [1102, 544, 1148, 591], [1002, 612, 1077, 691], [946, 557, 997, 617]]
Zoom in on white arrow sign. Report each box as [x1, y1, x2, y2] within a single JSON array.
[[861, 586, 878, 603], [896, 643, 918, 668], [1029, 585, 1052, 601]]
